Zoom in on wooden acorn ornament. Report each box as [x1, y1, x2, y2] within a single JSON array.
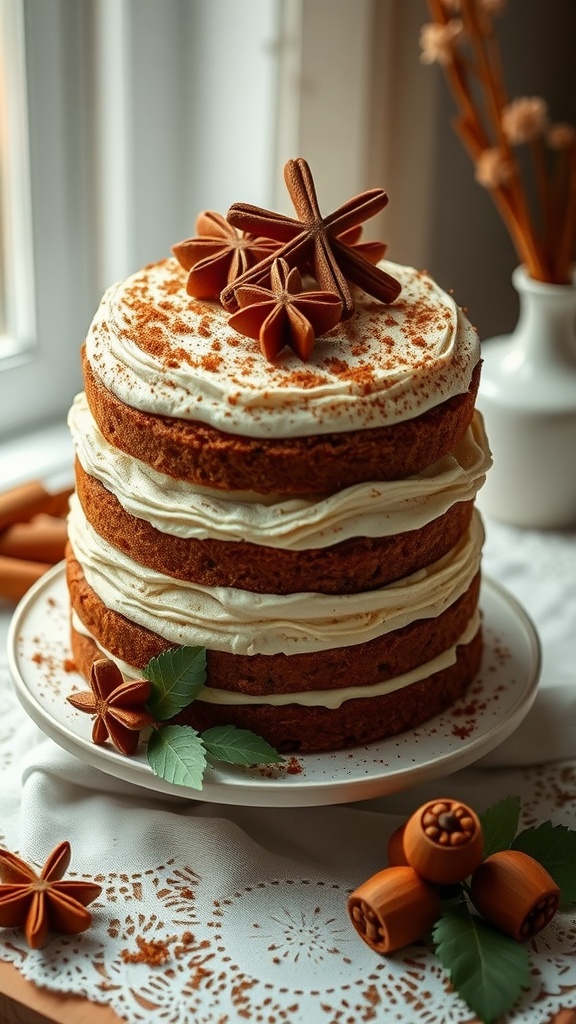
[[347, 865, 441, 954], [403, 799, 484, 885], [471, 849, 560, 941], [386, 824, 408, 867]]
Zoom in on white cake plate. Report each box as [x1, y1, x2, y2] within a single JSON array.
[[7, 564, 540, 807]]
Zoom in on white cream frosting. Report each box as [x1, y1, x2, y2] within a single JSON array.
[[69, 393, 491, 548], [84, 257, 480, 439], [71, 608, 480, 709], [67, 498, 484, 657]]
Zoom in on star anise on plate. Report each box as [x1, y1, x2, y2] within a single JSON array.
[[0, 841, 102, 949], [172, 210, 280, 299], [221, 157, 402, 317], [228, 257, 343, 361], [67, 659, 153, 756]]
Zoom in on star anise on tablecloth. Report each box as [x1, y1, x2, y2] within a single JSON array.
[[67, 659, 153, 756], [229, 257, 343, 361], [172, 210, 281, 299], [0, 841, 102, 949], [221, 158, 402, 317]]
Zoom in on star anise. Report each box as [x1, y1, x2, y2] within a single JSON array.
[[67, 659, 153, 756], [337, 225, 388, 265], [0, 841, 102, 949], [228, 257, 343, 361], [172, 210, 280, 299], [221, 158, 402, 317]]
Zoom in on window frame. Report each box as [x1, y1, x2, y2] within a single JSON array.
[[0, 0, 35, 361], [0, 0, 97, 440]]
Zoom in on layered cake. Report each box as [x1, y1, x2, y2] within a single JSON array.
[[66, 160, 490, 753]]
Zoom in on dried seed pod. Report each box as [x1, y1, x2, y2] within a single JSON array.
[[403, 798, 484, 884], [387, 824, 408, 867], [471, 849, 560, 941], [347, 865, 441, 954]]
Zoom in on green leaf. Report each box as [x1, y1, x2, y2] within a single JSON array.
[[480, 795, 521, 858], [512, 822, 576, 904], [147, 725, 207, 789], [433, 904, 531, 1024], [201, 725, 284, 766], [143, 646, 206, 720]]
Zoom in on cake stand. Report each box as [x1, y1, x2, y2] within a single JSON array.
[[7, 564, 540, 807]]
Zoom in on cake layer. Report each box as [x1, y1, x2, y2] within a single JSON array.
[[84, 256, 481, 439], [74, 456, 477, 594], [71, 605, 480, 706], [69, 616, 482, 753], [84, 353, 481, 493], [66, 547, 480, 694], [70, 393, 491, 549], [66, 503, 484, 657], [69, 392, 491, 594]]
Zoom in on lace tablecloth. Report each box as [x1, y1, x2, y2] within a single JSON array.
[[0, 516, 575, 1024]]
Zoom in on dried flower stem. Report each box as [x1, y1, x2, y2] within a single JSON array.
[[462, 1, 545, 273], [423, 0, 575, 283], [531, 137, 553, 256], [454, 117, 538, 272], [557, 149, 576, 282]]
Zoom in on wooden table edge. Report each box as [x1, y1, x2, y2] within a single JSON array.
[[1, 957, 575, 1023], [0, 961, 125, 1024]]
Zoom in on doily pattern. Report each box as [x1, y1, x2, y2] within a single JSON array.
[[0, 765, 574, 1024]]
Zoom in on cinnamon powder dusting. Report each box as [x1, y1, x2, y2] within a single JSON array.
[[121, 935, 171, 966]]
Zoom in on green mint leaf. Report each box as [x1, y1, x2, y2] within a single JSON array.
[[433, 904, 530, 1024], [512, 822, 576, 904], [147, 725, 207, 789], [201, 725, 284, 766], [143, 646, 206, 720], [480, 795, 521, 858]]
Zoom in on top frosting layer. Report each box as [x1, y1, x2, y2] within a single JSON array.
[[85, 257, 480, 440]]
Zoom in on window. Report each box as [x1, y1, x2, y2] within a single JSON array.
[[0, 0, 288, 442]]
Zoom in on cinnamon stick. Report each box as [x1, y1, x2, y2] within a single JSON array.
[[44, 486, 73, 519], [0, 481, 54, 531], [0, 555, 51, 602], [0, 514, 67, 564]]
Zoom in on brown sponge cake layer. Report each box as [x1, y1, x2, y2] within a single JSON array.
[[66, 548, 480, 695], [83, 351, 481, 494], [69, 621, 481, 753], [74, 459, 474, 595], [174, 628, 483, 753]]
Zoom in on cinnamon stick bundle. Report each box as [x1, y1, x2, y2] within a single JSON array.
[[0, 515, 68, 563], [0, 555, 53, 602], [0, 480, 71, 602]]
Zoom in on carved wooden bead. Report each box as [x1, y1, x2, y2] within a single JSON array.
[[347, 866, 441, 954], [403, 798, 484, 884], [471, 849, 560, 941]]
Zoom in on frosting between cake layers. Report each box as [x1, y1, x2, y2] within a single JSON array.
[[71, 609, 480, 709], [84, 257, 480, 439], [70, 395, 491, 547], [67, 500, 484, 656]]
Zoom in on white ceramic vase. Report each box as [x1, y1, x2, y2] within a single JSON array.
[[476, 265, 576, 529]]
